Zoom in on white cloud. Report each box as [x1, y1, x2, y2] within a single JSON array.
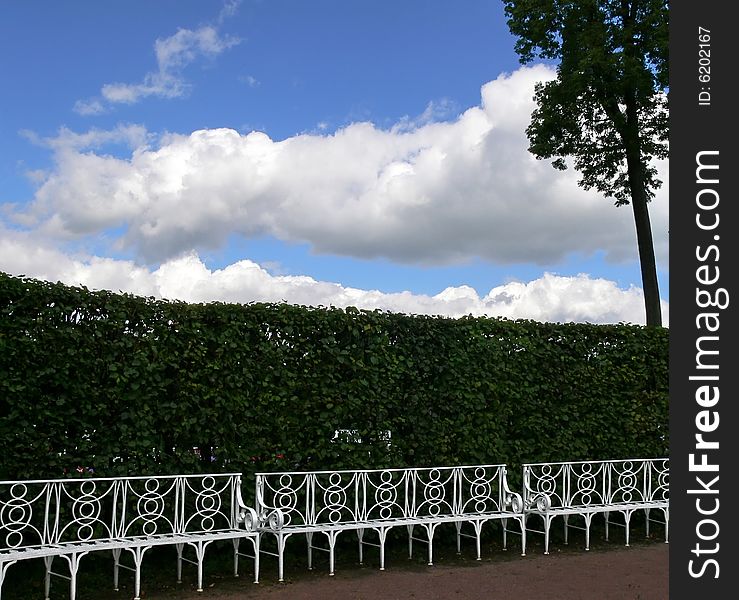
[[23, 65, 668, 274], [240, 74, 260, 88], [28, 124, 150, 151], [73, 98, 106, 116], [76, 16, 240, 113], [101, 73, 187, 104], [218, 0, 242, 24], [0, 229, 667, 325], [393, 98, 460, 132], [155, 26, 236, 70], [24, 169, 48, 185], [99, 26, 240, 105]]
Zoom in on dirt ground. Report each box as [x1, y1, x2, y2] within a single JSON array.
[[213, 545, 666, 600], [139, 543, 668, 600], [5, 529, 668, 600]]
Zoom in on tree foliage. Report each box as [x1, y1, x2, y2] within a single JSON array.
[[503, 0, 668, 326], [1, 272, 668, 487]]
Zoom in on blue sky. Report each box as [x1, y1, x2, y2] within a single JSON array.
[[0, 0, 669, 324]]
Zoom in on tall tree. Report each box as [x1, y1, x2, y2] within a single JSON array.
[[503, 0, 668, 326]]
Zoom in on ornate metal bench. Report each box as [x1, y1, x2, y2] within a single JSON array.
[[0, 473, 262, 600], [255, 464, 524, 582], [521, 458, 669, 554]]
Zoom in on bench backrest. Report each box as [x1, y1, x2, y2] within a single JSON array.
[[255, 465, 513, 528], [117, 474, 245, 538], [0, 473, 246, 553], [522, 458, 669, 510]]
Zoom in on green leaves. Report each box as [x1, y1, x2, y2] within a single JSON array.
[[0, 272, 668, 481], [504, 1, 668, 326]]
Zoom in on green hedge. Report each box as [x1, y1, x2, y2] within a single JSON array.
[[0, 271, 668, 487]]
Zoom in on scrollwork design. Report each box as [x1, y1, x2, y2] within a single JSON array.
[[267, 508, 285, 531], [238, 506, 260, 532], [506, 492, 524, 513], [527, 493, 552, 512]]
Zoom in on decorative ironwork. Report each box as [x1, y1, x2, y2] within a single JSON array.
[[522, 458, 669, 555], [256, 465, 524, 581], [1, 474, 260, 600]]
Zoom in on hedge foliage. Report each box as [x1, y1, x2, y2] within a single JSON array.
[[0, 271, 668, 488]]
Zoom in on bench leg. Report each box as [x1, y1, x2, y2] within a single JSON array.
[[112, 548, 122, 591], [187, 539, 214, 592], [325, 530, 340, 576], [584, 514, 594, 551], [251, 534, 261, 584], [473, 520, 484, 559], [1, 559, 17, 600], [232, 538, 240, 578], [544, 514, 554, 555], [501, 517, 508, 550], [277, 532, 291, 582], [407, 525, 414, 559], [42, 553, 88, 600], [563, 515, 569, 545], [233, 536, 260, 582], [604, 512, 610, 541], [516, 516, 526, 557], [126, 545, 150, 600], [374, 526, 391, 571], [306, 532, 314, 570], [455, 522, 462, 555], [60, 551, 88, 600], [176, 543, 184, 583], [520, 514, 527, 556], [664, 508, 669, 543], [623, 510, 633, 547], [422, 522, 439, 566], [644, 508, 651, 538], [358, 528, 365, 564], [44, 556, 53, 600]]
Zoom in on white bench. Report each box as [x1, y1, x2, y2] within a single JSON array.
[[255, 464, 524, 581], [0, 473, 263, 600], [521, 458, 669, 554]]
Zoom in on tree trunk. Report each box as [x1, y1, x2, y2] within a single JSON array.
[[624, 135, 663, 327], [629, 179, 662, 327], [620, 3, 663, 327]]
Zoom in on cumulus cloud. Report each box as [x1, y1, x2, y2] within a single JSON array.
[[17, 65, 669, 272], [0, 230, 666, 325]]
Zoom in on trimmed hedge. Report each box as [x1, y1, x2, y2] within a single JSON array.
[[0, 271, 668, 490]]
